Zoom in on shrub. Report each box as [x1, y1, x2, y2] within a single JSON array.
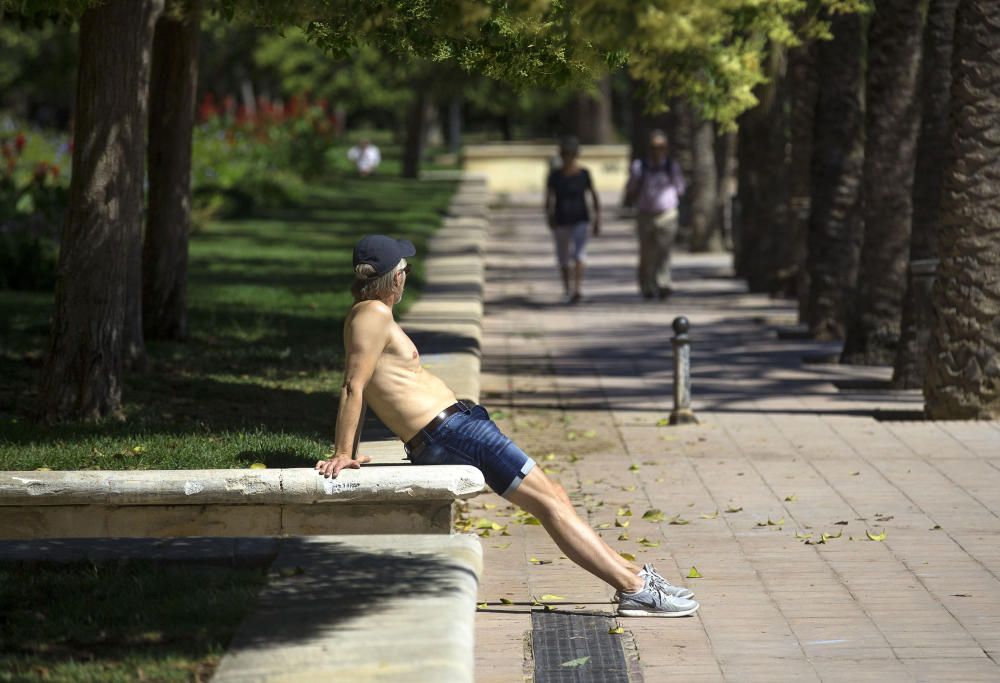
[[0, 226, 58, 290]]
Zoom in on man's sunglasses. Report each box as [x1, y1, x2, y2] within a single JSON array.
[[399, 264, 412, 275]]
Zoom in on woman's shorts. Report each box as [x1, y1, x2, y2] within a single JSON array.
[[553, 221, 590, 267], [405, 404, 536, 498]]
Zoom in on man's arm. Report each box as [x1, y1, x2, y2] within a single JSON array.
[[623, 159, 642, 208], [545, 174, 556, 229], [588, 171, 601, 235], [316, 303, 393, 478], [673, 160, 687, 197]]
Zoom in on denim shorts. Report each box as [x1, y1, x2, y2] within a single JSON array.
[[553, 221, 590, 267], [405, 404, 536, 497]]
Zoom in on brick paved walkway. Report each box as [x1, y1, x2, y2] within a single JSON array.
[[469, 206, 1000, 682]]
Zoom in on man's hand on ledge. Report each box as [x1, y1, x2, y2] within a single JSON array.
[[315, 454, 372, 479]]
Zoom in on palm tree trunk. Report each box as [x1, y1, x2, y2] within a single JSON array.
[[144, 0, 202, 341], [689, 113, 719, 252], [665, 99, 693, 237], [38, 0, 163, 421], [735, 47, 788, 292], [841, 0, 926, 365], [734, 99, 767, 282], [805, 12, 865, 340], [788, 42, 819, 319], [892, 0, 959, 388], [924, 0, 1000, 419]]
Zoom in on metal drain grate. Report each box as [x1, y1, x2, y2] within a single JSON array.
[[531, 612, 631, 683]]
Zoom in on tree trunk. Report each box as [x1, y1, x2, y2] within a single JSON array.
[[665, 99, 694, 238], [144, 0, 201, 342], [689, 112, 719, 252], [759, 56, 792, 294], [841, 0, 926, 365], [734, 98, 766, 281], [735, 47, 789, 291], [402, 89, 430, 179], [448, 96, 462, 156], [805, 12, 865, 340], [924, 0, 1000, 419], [567, 76, 614, 144], [37, 0, 163, 422], [893, 0, 959, 388], [715, 130, 737, 251], [788, 42, 819, 317]]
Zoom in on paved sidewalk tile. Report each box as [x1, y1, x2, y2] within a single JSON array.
[[472, 205, 1000, 682]]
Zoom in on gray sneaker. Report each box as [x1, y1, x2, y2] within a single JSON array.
[[642, 563, 694, 600], [612, 564, 694, 602], [617, 575, 700, 617]]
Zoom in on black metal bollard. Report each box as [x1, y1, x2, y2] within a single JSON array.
[[669, 316, 699, 425]]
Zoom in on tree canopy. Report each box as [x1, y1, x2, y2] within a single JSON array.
[[2, 0, 871, 126]]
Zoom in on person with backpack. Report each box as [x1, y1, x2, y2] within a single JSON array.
[[624, 130, 686, 300], [545, 136, 601, 304]]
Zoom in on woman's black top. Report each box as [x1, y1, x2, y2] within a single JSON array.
[[547, 167, 593, 225]]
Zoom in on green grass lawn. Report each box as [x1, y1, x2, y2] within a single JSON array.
[[0, 560, 268, 682], [0, 173, 456, 470]]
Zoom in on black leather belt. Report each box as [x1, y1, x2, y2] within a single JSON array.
[[405, 401, 474, 457]]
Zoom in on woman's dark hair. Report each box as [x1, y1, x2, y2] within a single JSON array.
[[559, 135, 580, 157]]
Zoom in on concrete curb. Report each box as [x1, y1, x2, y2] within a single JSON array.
[[212, 533, 483, 683]]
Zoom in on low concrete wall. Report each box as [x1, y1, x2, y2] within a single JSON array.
[[463, 143, 630, 195], [212, 534, 483, 683], [0, 466, 484, 539]]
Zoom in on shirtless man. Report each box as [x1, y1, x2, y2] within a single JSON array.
[[315, 234, 699, 617]]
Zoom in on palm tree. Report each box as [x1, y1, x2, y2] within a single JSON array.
[[892, 0, 959, 388], [804, 12, 865, 340], [788, 41, 818, 316], [924, 0, 1000, 419], [735, 47, 788, 291], [841, 0, 925, 365]]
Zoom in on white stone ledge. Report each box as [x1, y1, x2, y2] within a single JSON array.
[[0, 466, 485, 507]]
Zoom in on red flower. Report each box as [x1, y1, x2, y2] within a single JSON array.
[[14, 132, 26, 152], [198, 92, 219, 121]]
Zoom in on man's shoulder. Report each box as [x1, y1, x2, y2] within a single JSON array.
[[348, 300, 395, 329]]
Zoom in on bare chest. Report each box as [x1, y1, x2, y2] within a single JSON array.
[[379, 324, 421, 372]]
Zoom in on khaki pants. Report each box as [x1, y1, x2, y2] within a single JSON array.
[[636, 209, 678, 296]]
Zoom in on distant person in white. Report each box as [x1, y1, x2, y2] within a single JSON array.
[[348, 139, 381, 176]]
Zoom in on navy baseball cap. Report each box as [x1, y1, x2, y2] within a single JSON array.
[[353, 234, 416, 276]]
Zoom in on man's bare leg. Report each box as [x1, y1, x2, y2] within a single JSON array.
[[505, 467, 644, 593]]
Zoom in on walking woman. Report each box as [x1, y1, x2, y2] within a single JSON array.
[[545, 137, 601, 304]]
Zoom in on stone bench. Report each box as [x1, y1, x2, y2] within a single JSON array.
[[0, 466, 484, 539]]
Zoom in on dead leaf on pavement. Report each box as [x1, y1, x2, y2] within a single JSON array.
[[642, 509, 666, 522]]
